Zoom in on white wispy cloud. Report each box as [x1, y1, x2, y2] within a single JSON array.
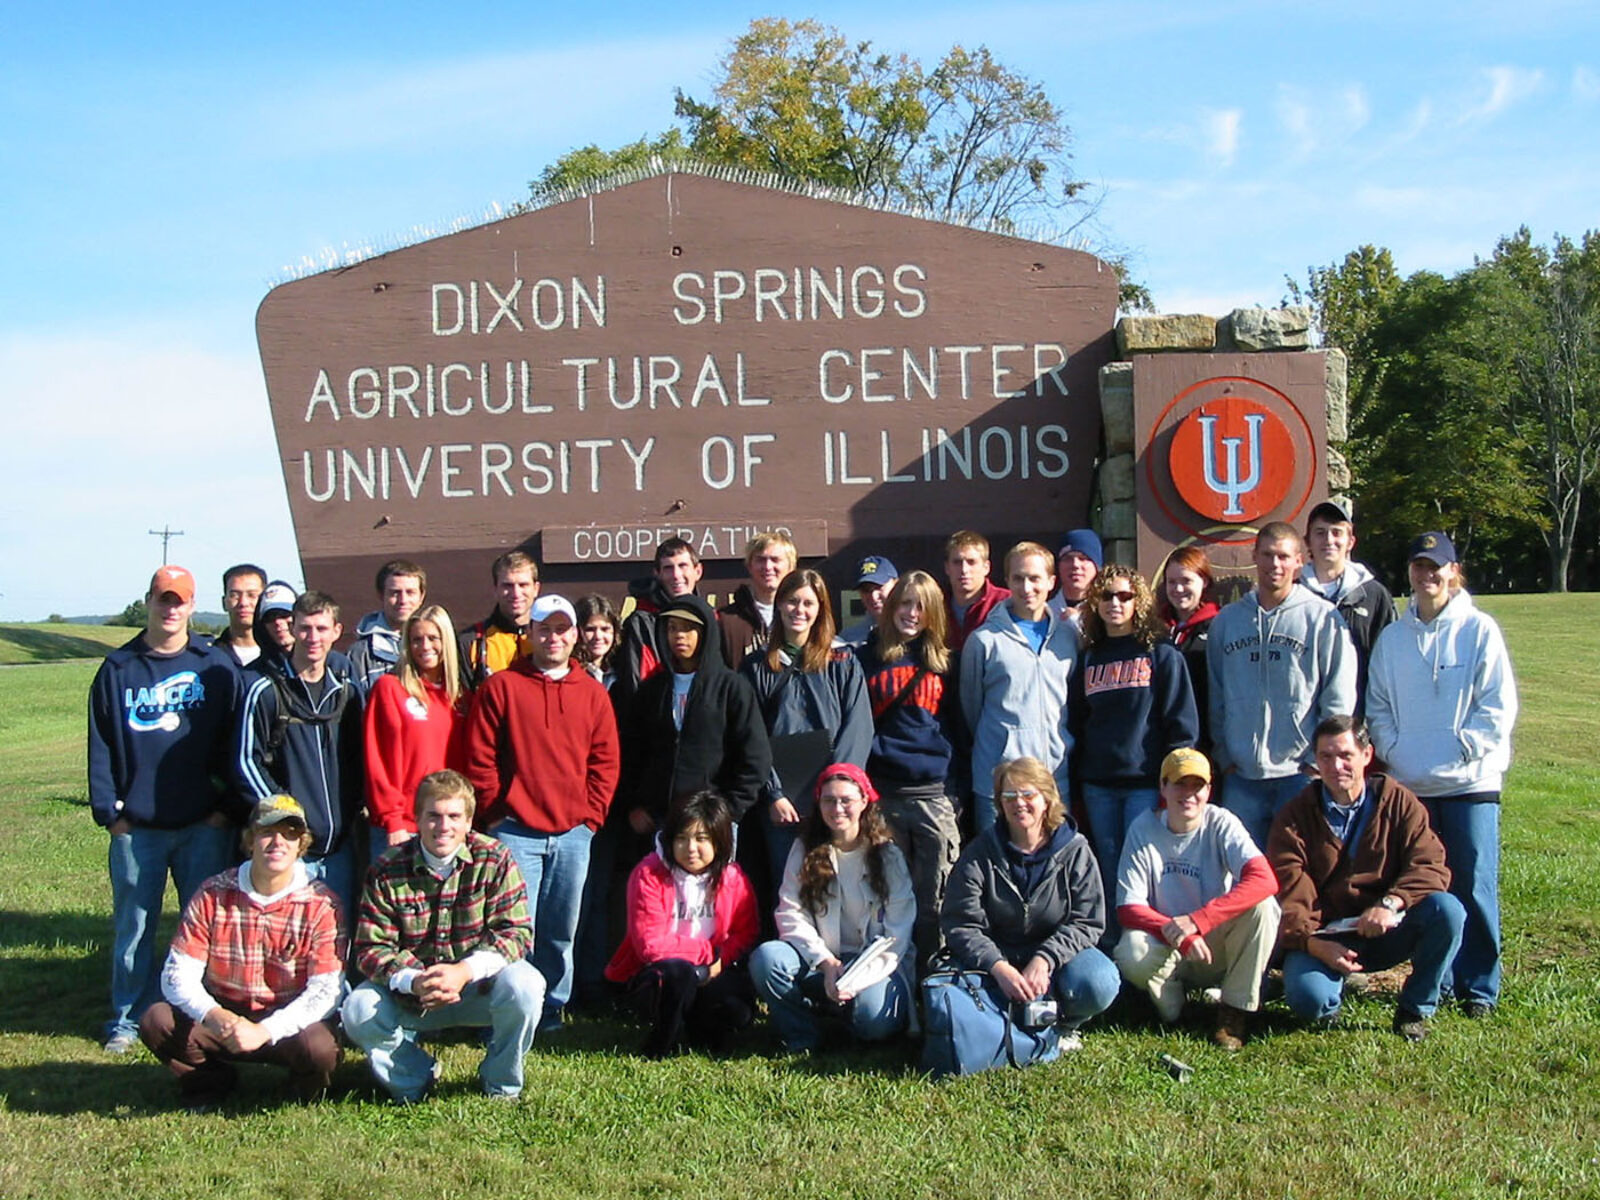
[[1575, 66, 1600, 102], [1203, 108, 1242, 167], [1458, 65, 1545, 123], [1275, 84, 1370, 156]]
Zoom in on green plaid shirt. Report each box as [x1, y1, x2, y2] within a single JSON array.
[[354, 831, 533, 986]]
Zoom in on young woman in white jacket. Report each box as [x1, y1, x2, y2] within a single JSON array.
[[1367, 531, 1518, 1016], [749, 764, 914, 1052]]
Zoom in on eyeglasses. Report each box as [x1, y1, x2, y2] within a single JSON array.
[[999, 788, 1043, 802], [1101, 591, 1137, 604], [256, 822, 306, 840]]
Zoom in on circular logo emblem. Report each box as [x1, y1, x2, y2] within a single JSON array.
[[1169, 396, 1296, 524]]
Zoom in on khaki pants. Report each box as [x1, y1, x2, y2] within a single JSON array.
[[1114, 897, 1281, 1018]]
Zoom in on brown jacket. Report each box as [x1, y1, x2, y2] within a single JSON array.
[[1266, 773, 1451, 952]]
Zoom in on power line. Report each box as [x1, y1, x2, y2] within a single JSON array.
[[149, 526, 185, 562]]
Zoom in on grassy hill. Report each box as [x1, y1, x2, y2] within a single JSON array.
[[0, 623, 132, 665]]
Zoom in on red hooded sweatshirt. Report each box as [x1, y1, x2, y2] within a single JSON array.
[[462, 660, 620, 834]]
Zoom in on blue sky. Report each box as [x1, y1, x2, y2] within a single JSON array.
[[3, 1, 1596, 618]]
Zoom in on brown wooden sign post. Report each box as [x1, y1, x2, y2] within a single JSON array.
[[257, 170, 1120, 619]]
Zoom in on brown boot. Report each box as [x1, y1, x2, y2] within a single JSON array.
[[1213, 1003, 1249, 1051]]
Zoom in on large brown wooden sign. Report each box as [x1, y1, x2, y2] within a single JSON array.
[[256, 171, 1118, 617]]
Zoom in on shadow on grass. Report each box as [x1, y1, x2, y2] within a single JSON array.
[[0, 910, 116, 1038], [0, 626, 121, 663], [0, 1057, 381, 1116]]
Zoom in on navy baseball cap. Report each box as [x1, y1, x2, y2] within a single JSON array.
[[855, 556, 898, 587], [1407, 531, 1458, 566]]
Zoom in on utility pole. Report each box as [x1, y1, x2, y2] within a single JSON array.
[[149, 526, 185, 562]]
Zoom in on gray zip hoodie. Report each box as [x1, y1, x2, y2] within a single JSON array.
[[1205, 584, 1356, 779]]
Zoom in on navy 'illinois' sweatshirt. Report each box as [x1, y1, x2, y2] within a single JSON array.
[[1068, 636, 1198, 786]]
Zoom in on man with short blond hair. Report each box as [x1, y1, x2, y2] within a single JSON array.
[[960, 541, 1080, 831], [456, 551, 539, 688], [719, 531, 798, 666], [343, 770, 542, 1102], [90, 565, 243, 1053]]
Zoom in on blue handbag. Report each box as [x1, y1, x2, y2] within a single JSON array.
[[920, 968, 1061, 1078]]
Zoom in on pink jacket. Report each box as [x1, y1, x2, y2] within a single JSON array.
[[604, 850, 759, 982]]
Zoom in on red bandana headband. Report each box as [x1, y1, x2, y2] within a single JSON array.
[[814, 762, 879, 804]]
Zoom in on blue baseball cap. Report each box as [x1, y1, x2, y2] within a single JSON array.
[[855, 556, 898, 587], [1407, 531, 1458, 566]]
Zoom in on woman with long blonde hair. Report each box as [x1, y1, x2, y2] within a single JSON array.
[[363, 604, 467, 855]]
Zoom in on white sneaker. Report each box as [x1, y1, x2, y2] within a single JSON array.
[[1058, 1030, 1083, 1052], [1152, 976, 1186, 1024]]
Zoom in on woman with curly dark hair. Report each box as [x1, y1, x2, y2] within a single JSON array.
[[749, 764, 913, 1052], [1069, 566, 1198, 939]]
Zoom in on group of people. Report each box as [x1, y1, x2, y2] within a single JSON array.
[[85, 498, 1518, 1103]]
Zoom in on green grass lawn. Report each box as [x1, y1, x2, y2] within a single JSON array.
[[0, 623, 133, 665], [1, 597, 1597, 1199]]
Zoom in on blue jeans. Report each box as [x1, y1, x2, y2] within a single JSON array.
[[1080, 783, 1160, 938], [106, 820, 235, 1040], [303, 841, 358, 936], [749, 939, 909, 1051], [1283, 891, 1466, 1020], [1425, 794, 1501, 1006], [764, 808, 803, 888], [491, 818, 594, 1019], [341, 960, 545, 1100], [1221, 772, 1311, 852], [1047, 946, 1122, 1030]]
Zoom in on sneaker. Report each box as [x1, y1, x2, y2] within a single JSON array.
[[1392, 1007, 1429, 1042], [1312, 1010, 1343, 1032], [1213, 1004, 1248, 1052], [1461, 1000, 1494, 1020], [1058, 1030, 1083, 1052], [1151, 975, 1186, 1024], [102, 1031, 138, 1055]]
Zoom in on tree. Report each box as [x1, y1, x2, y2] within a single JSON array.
[[530, 130, 690, 203], [1487, 229, 1600, 591], [1288, 244, 1402, 426], [529, 19, 1153, 306], [111, 598, 147, 628]]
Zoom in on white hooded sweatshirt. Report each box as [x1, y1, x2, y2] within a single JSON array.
[[1366, 589, 1518, 797]]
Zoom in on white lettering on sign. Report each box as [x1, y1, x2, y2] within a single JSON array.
[[670, 264, 928, 325], [820, 424, 1071, 486], [815, 344, 1069, 404], [431, 277, 606, 335]]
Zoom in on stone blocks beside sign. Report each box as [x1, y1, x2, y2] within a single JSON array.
[[1325, 348, 1348, 442], [1227, 306, 1312, 351], [1098, 362, 1136, 455], [1115, 314, 1217, 355]]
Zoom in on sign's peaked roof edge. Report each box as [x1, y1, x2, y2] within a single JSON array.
[[265, 156, 1099, 288]]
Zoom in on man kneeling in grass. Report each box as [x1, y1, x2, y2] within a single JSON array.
[[140, 794, 344, 1108], [1267, 715, 1465, 1042], [1113, 748, 1280, 1051], [342, 769, 542, 1102]]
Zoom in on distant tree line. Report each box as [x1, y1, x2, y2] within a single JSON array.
[[1290, 230, 1600, 593]]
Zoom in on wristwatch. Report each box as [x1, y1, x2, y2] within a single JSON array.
[[1379, 895, 1403, 913]]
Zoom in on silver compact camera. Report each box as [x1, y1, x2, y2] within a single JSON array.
[[1013, 998, 1058, 1030]]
